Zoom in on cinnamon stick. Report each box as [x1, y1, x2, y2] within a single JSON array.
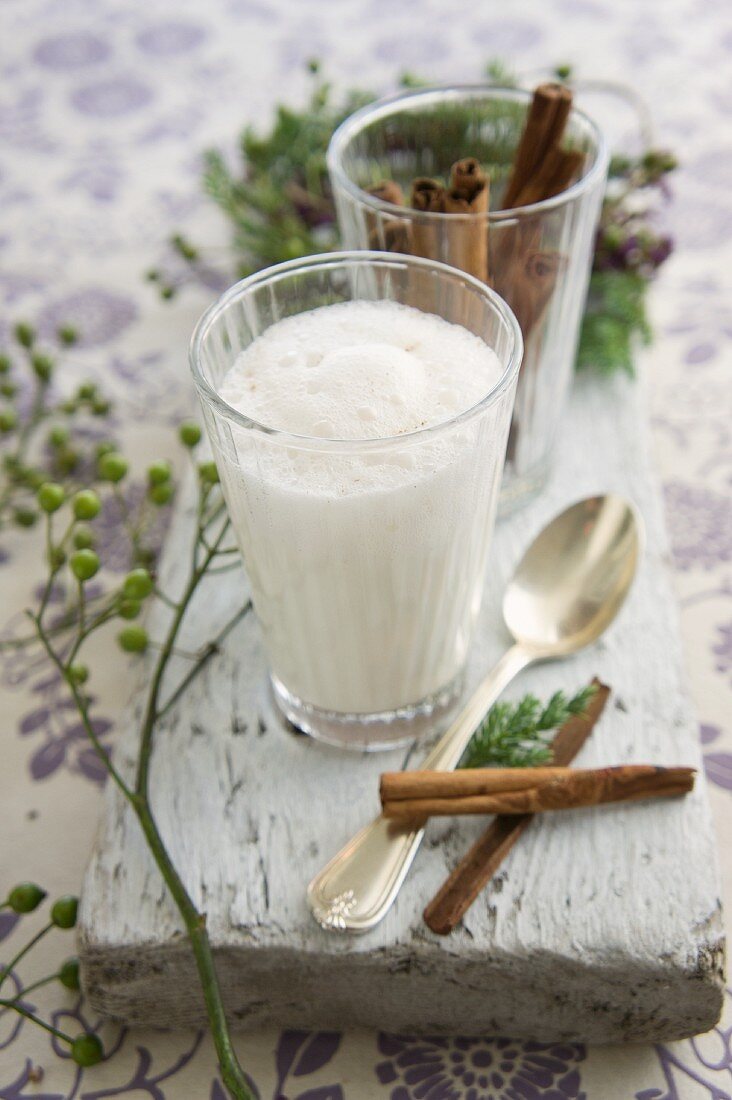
[[511, 147, 584, 208], [410, 177, 446, 261], [382, 765, 575, 801], [367, 180, 405, 206], [366, 181, 411, 254], [382, 765, 695, 820], [502, 83, 573, 209], [423, 678, 610, 935], [443, 157, 490, 282]]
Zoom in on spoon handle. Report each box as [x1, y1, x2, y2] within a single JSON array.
[[307, 644, 533, 933]]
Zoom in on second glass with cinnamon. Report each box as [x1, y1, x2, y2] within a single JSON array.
[[328, 84, 609, 512]]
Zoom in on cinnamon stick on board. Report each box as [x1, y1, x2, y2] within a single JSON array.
[[381, 765, 695, 820], [443, 157, 490, 283], [423, 678, 610, 936]]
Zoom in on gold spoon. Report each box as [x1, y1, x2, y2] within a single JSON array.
[[307, 494, 642, 933]]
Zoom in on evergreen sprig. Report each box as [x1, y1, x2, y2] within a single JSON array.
[[460, 683, 597, 769]]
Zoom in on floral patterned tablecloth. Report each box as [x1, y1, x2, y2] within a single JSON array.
[[1, 0, 731, 1096]]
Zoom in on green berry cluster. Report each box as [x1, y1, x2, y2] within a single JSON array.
[[1, 884, 102, 1066], [0, 320, 119, 534], [30, 420, 210, 666]]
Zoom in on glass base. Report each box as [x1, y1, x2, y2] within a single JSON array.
[[498, 462, 550, 517], [270, 670, 465, 751]]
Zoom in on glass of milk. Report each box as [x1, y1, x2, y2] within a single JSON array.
[[190, 251, 522, 750]]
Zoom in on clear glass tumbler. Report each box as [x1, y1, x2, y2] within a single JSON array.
[[327, 85, 608, 512], [190, 252, 521, 750]]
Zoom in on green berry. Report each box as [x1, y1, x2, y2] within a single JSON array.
[[68, 664, 89, 685], [50, 895, 78, 929], [31, 353, 53, 382], [147, 460, 171, 486], [179, 421, 201, 448], [13, 507, 38, 528], [37, 482, 65, 513], [149, 482, 174, 506], [7, 882, 46, 914], [145, 268, 160, 282], [57, 325, 78, 346], [555, 62, 573, 80], [73, 525, 96, 550], [98, 451, 128, 483], [91, 398, 111, 416], [14, 322, 35, 348], [95, 441, 115, 458], [0, 381, 17, 398], [122, 568, 153, 600], [48, 424, 70, 448], [0, 408, 18, 433], [70, 549, 100, 582], [58, 957, 81, 990], [60, 400, 78, 415], [160, 285, 176, 301], [71, 1033, 103, 1067], [72, 489, 101, 521], [77, 382, 97, 401], [198, 461, 219, 485], [118, 625, 148, 653], [118, 597, 141, 620], [0, 353, 11, 374]]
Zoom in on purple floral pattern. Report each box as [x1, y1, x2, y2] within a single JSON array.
[[663, 482, 732, 570], [2, 0, 732, 1095], [33, 32, 111, 71], [376, 1034, 586, 1099]]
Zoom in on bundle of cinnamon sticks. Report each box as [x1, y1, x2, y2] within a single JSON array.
[[380, 763, 695, 821], [367, 81, 584, 313]]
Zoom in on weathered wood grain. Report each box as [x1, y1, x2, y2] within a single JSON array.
[[78, 372, 725, 1041]]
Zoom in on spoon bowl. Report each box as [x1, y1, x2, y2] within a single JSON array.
[[503, 494, 641, 656]]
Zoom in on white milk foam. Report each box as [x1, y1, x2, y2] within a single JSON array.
[[220, 299, 501, 440], [216, 300, 506, 715]]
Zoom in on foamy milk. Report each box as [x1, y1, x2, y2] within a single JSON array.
[[218, 300, 505, 715]]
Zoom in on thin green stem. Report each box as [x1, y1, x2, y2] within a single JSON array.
[[0, 923, 53, 993], [157, 600, 251, 721], [154, 588, 178, 610], [29, 489, 253, 1097], [132, 801, 253, 1098], [33, 615, 133, 801], [0, 1000, 73, 1045], [136, 515, 230, 796], [4, 972, 59, 1003]]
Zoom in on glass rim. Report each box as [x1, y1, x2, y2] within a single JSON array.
[[189, 250, 523, 452], [327, 83, 610, 224]]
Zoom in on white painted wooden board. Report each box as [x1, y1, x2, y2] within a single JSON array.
[[78, 372, 725, 1042]]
